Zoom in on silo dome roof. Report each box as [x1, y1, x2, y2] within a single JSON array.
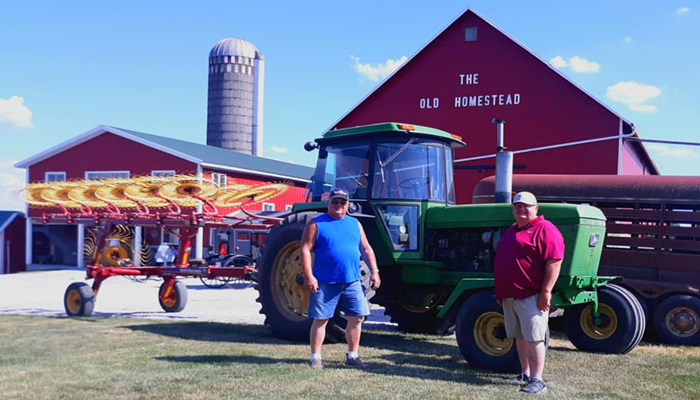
[[209, 38, 260, 59]]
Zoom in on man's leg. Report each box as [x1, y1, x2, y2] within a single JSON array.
[[515, 336, 531, 376], [524, 340, 546, 380], [345, 316, 363, 352], [310, 319, 328, 354]]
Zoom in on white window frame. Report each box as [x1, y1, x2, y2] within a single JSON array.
[[162, 227, 179, 245], [85, 170, 130, 181], [262, 202, 275, 212], [285, 204, 293, 211], [151, 170, 176, 177], [211, 172, 227, 189], [45, 171, 66, 182]]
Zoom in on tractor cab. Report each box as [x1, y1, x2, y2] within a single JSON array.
[[307, 123, 464, 203]]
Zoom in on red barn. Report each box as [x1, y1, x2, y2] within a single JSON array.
[[0, 211, 26, 274], [14, 125, 314, 270], [331, 8, 658, 203]]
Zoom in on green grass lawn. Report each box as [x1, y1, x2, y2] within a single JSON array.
[[1, 315, 699, 400]]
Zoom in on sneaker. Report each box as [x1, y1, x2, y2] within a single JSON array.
[[520, 378, 547, 394], [309, 358, 323, 369], [345, 356, 368, 368], [503, 373, 530, 385]]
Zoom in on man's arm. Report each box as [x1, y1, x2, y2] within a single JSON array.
[[538, 259, 562, 311], [300, 220, 318, 293], [358, 221, 381, 289]]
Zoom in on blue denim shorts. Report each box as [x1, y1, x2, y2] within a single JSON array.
[[308, 280, 370, 320]]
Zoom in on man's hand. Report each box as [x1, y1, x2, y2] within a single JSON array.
[[370, 270, 381, 290], [538, 290, 552, 312], [305, 274, 319, 293]]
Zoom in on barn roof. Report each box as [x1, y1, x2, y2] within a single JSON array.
[[0, 211, 22, 234], [15, 126, 314, 182]]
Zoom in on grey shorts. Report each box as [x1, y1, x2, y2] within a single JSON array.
[[502, 294, 549, 341]]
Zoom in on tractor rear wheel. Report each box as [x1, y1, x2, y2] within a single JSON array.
[[64, 282, 96, 317], [653, 295, 700, 346], [455, 291, 519, 372], [564, 284, 645, 354], [256, 212, 374, 343], [158, 280, 188, 312]]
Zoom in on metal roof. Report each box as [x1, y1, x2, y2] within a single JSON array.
[[0, 211, 22, 233], [209, 38, 261, 59], [110, 126, 313, 181]]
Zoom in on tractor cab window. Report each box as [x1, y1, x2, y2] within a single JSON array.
[[375, 204, 420, 251], [372, 140, 449, 201], [310, 141, 371, 200]]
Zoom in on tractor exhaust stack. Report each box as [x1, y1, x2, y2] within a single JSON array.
[[492, 118, 513, 204]]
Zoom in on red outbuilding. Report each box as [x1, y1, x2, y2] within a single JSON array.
[[14, 125, 314, 271], [0, 211, 26, 274], [330, 8, 658, 204]]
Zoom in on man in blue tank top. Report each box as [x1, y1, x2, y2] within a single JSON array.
[[300, 188, 381, 369]]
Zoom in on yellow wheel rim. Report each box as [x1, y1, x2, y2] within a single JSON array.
[[580, 303, 618, 339], [473, 311, 513, 356], [160, 286, 177, 308], [665, 306, 700, 338], [272, 241, 310, 319], [66, 289, 83, 314], [102, 246, 128, 266]]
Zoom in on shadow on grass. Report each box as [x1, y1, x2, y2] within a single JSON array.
[[130, 320, 497, 384]]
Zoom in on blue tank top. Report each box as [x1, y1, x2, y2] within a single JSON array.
[[312, 213, 361, 284]]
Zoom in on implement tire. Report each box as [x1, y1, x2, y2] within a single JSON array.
[[64, 282, 96, 317], [158, 280, 188, 313], [455, 291, 519, 372], [564, 284, 645, 354], [653, 295, 700, 346]]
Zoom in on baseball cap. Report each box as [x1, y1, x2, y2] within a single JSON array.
[[328, 188, 349, 201], [513, 191, 538, 206]]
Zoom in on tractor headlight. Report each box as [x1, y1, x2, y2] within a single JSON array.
[[589, 233, 600, 247]]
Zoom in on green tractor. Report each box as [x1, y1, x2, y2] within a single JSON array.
[[256, 122, 645, 371]]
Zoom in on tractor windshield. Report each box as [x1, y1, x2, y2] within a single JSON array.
[[309, 141, 371, 200], [372, 139, 454, 202]]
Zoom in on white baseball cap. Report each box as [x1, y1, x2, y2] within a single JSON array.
[[513, 191, 538, 206]]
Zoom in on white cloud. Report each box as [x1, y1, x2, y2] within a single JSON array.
[[270, 146, 288, 154], [676, 7, 690, 15], [549, 55, 600, 73], [647, 144, 699, 158], [550, 56, 568, 69], [0, 160, 25, 211], [350, 54, 407, 82], [606, 81, 661, 113], [623, 36, 633, 44], [0, 96, 34, 129], [568, 56, 601, 73]]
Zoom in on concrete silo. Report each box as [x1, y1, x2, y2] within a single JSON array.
[[207, 38, 265, 156]]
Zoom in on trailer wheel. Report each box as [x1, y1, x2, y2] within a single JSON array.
[[159, 280, 188, 312], [564, 284, 645, 354], [200, 255, 228, 288], [653, 295, 700, 346], [64, 282, 96, 317], [455, 291, 519, 372]]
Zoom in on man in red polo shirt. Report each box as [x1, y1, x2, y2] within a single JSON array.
[[494, 191, 565, 394]]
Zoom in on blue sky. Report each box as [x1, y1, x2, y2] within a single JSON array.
[[1, 1, 698, 211]]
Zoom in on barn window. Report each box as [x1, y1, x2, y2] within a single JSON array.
[[45, 172, 66, 182], [151, 170, 175, 178], [465, 27, 477, 42], [262, 203, 275, 212], [211, 173, 227, 189], [85, 171, 130, 181]]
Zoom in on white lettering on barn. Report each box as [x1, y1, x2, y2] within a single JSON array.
[[419, 98, 440, 109], [454, 94, 520, 108]]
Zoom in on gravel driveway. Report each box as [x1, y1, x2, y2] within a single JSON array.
[[0, 270, 393, 329]]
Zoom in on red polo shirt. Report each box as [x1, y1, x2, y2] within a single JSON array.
[[494, 216, 565, 300]]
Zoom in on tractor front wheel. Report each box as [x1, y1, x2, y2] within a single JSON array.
[[158, 280, 188, 312], [64, 282, 96, 317], [455, 291, 519, 372], [564, 284, 645, 354]]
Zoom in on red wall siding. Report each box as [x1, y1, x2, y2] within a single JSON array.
[[3, 215, 26, 273], [27, 132, 198, 217], [333, 10, 649, 202]]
